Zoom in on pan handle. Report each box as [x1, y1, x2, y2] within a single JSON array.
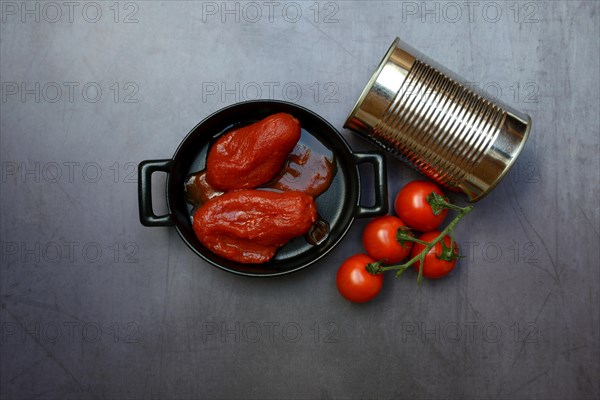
[[353, 152, 388, 218], [138, 159, 174, 227]]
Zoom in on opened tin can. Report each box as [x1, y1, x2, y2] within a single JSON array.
[[345, 37, 532, 201]]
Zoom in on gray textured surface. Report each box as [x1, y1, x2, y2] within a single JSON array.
[[1, 1, 599, 399]]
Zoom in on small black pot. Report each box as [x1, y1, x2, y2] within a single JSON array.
[[138, 100, 387, 277]]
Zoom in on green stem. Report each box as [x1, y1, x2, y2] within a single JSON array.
[[366, 194, 473, 284], [405, 237, 430, 246]]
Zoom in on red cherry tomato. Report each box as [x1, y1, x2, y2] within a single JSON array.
[[394, 180, 448, 232], [362, 216, 413, 264], [410, 231, 459, 279], [336, 254, 383, 303]]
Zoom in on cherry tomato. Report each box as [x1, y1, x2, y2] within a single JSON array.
[[336, 254, 383, 303], [410, 231, 459, 279], [362, 216, 413, 264], [394, 180, 449, 232]]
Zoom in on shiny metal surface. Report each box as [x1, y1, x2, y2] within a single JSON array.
[[345, 38, 532, 201]]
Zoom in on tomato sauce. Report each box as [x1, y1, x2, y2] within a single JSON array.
[[184, 170, 224, 207], [266, 143, 336, 197]]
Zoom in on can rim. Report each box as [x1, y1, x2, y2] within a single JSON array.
[[469, 114, 533, 202], [343, 37, 400, 130]]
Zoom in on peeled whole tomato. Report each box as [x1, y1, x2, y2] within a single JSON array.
[[193, 190, 317, 264], [206, 113, 301, 191]]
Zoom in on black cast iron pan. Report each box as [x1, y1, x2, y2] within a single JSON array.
[[138, 100, 387, 277]]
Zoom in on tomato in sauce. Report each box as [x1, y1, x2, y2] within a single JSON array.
[[193, 190, 317, 264]]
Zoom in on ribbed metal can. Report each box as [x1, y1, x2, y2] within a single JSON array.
[[345, 38, 532, 201]]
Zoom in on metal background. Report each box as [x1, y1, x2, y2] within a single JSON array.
[[1, 1, 598, 399]]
